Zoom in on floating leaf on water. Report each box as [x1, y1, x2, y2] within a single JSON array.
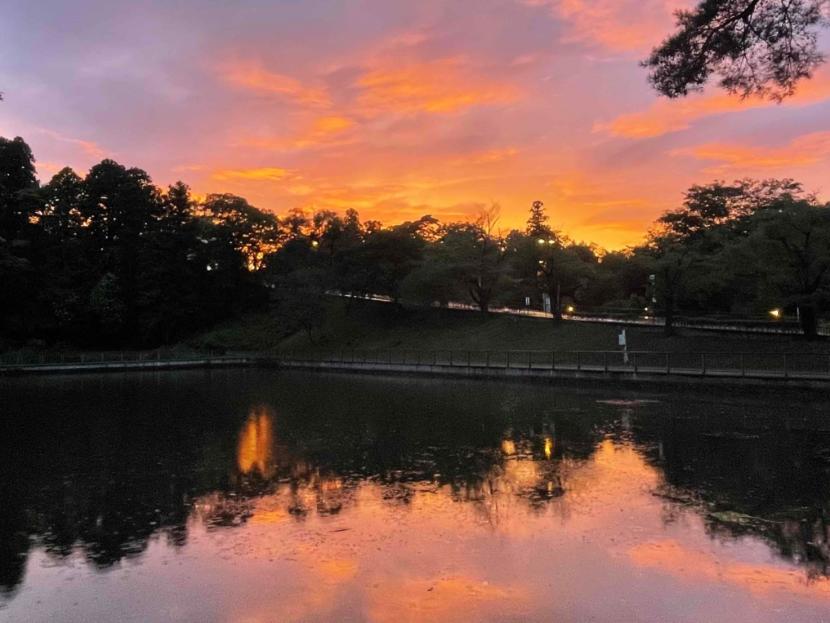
[[708, 511, 772, 527], [595, 399, 660, 407], [700, 432, 761, 440]]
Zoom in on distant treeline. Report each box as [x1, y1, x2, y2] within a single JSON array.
[[1, 135, 829, 347]]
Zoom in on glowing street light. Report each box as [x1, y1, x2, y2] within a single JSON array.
[[565, 305, 575, 314], [769, 308, 781, 319]]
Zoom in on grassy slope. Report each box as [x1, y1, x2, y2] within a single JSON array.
[[189, 299, 830, 355]]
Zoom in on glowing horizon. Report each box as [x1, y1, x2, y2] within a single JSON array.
[[2, 0, 829, 249]]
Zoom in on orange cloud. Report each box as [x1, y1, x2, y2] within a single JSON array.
[[211, 166, 292, 182], [313, 115, 353, 134], [455, 147, 519, 165], [675, 131, 830, 172], [218, 59, 331, 107], [357, 57, 519, 114], [243, 115, 355, 151], [598, 72, 830, 138]]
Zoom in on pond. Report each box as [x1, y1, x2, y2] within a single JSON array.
[[1, 370, 830, 622]]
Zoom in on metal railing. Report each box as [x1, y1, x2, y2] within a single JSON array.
[[272, 349, 830, 381], [0, 349, 249, 368], [3, 349, 829, 382]]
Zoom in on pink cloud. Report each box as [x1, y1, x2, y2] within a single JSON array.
[[521, 0, 692, 53], [674, 131, 830, 173], [597, 71, 830, 138], [217, 59, 331, 108]]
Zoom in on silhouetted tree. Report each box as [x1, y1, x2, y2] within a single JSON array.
[[526, 200, 552, 238], [0, 136, 38, 241], [645, 0, 828, 100], [748, 197, 830, 337]]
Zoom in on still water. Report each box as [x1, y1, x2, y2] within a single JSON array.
[[2, 370, 830, 622]]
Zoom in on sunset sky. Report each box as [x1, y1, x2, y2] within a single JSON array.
[[2, 0, 829, 249]]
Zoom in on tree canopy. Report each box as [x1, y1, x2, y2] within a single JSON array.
[[1, 135, 828, 346], [645, 0, 829, 100]]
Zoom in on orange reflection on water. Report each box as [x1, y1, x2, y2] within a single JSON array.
[[237, 407, 275, 476], [629, 539, 830, 601], [366, 576, 531, 623], [186, 431, 830, 622]]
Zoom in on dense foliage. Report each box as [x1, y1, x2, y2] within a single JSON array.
[[1, 135, 828, 348], [645, 0, 829, 100]]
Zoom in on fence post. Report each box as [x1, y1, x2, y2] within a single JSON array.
[[506, 351, 510, 369], [485, 351, 490, 368], [701, 353, 706, 376], [783, 354, 788, 379], [467, 351, 471, 368], [666, 352, 670, 374], [576, 351, 581, 371], [604, 351, 608, 372], [551, 351, 555, 371], [740, 353, 745, 377], [633, 352, 638, 374], [528, 351, 532, 370]]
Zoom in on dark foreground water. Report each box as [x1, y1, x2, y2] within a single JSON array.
[[2, 370, 830, 622]]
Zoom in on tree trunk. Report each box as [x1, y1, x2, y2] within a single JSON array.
[[664, 296, 675, 337], [799, 303, 818, 339], [472, 284, 490, 314], [550, 284, 562, 323]]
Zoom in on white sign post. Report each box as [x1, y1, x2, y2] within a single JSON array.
[[618, 329, 628, 364]]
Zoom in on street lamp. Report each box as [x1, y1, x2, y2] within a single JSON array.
[[769, 308, 781, 319]]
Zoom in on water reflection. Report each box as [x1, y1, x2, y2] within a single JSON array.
[[2, 371, 830, 622], [237, 406, 275, 477]]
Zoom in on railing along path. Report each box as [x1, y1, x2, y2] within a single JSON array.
[[272, 349, 830, 381], [2, 349, 829, 383]]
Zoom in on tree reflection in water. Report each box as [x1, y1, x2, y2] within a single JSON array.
[[638, 401, 830, 580], [2, 370, 830, 613]]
